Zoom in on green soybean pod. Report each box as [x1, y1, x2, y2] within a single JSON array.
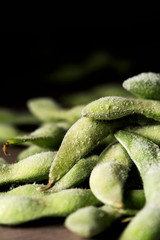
[[48, 155, 99, 193], [27, 97, 84, 124], [2, 155, 98, 195], [115, 130, 160, 240], [126, 124, 160, 146], [82, 96, 160, 122], [65, 206, 114, 238], [123, 72, 160, 100], [0, 189, 101, 225], [90, 142, 132, 208], [65, 190, 144, 238], [3, 183, 146, 213], [41, 117, 132, 191], [3, 123, 67, 155], [0, 151, 56, 186], [1, 183, 45, 197]]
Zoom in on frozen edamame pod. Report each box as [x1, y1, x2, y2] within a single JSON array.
[[126, 124, 160, 146], [27, 97, 84, 124], [2, 155, 98, 195], [82, 96, 160, 122], [0, 189, 101, 225], [65, 206, 114, 237], [0, 151, 56, 186], [41, 117, 132, 191], [3, 123, 67, 155], [90, 143, 132, 208], [115, 130, 160, 240], [1, 183, 45, 197], [46, 154, 98, 192], [65, 195, 141, 239], [123, 72, 160, 100], [3, 183, 145, 213]]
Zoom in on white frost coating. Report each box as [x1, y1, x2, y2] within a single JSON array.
[[105, 105, 109, 110], [123, 72, 160, 100], [124, 72, 160, 85]]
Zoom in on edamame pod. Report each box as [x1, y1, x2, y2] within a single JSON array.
[[123, 72, 160, 100], [6, 155, 98, 196], [48, 155, 99, 193], [27, 97, 84, 124], [65, 190, 144, 238], [115, 130, 160, 240], [1, 183, 45, 197], [0, 189, 101, 225], [41, 117, 132, 190], [65, 206, 114, 237], [126, 124, 160, 146], [0, 151, 56, 186], [3, 185, 145, 212], [82, 96, 160, 122], [90, 143, 132, 208], [3, 123, 67, 155], [2, 155, 99, 195]]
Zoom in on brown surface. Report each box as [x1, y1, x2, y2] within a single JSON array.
[[0, 219, 126, 240], [0, 146, 126, 240]]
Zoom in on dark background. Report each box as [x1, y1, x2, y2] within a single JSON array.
[[1, 16, 160, 109]]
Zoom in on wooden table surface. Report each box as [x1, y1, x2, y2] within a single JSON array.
[[0, 146, 126, 240], [0, 218, 126, 240]]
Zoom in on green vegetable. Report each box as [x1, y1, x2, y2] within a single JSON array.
[[126, 124, 160, 145], [27, 97, 84, 124], [0, 189, 101, 225], [123, 72, 160, 100], [115, 130, 160, 240], [90, 142, 132, 208], [41, 117, 133, 191], [3, 123, 67, 155], [65, 190, 145, 238], [0, 151, 56, 186], [82, 96, 160, 122]]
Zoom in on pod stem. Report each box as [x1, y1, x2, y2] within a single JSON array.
[[37, 179, 54, 191], [121, 217, 133, 223], [3, 142, 10, 156]]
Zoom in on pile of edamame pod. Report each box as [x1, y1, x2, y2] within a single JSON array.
[[1, 72, 160, 240]]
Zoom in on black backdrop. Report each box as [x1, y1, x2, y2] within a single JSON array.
[[1, 23, 160, 109]]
